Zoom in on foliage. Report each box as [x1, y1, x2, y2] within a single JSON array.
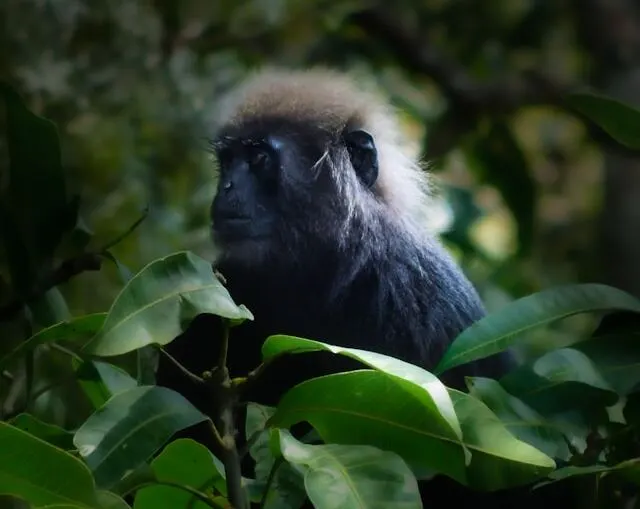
[[1, 79, 640, 508]]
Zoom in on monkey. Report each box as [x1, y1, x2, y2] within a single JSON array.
[[156, 68, 523, 507]]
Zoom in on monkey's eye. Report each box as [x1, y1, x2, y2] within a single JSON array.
[[247, 146, 276, 177], [249, 149, 269, 167]]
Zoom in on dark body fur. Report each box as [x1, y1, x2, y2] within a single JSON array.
[[162, 202, 511, 405], [154, 69, 541, 508]]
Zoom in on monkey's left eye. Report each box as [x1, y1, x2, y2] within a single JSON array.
[[249, 150, 268, 167], [248, 147, 275, 175]]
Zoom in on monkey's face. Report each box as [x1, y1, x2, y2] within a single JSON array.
[[210, 135, 281, 245], [209, 121, 380, 264]]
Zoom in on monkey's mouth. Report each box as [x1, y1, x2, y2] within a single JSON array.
[[213, 215, 273, 243], [216, 216, 251, 225]]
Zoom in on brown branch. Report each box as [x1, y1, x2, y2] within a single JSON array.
[[0, 253, 102, 322], [0, 209, 147, 323], [350, 8, 571, 114]]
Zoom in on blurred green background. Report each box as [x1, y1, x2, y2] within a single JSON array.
[[3, 0, 640, 356]]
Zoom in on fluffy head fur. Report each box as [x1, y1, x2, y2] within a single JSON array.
[[213, 68, 432, 239]]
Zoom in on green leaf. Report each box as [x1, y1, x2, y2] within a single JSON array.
[[75, 360, 138, 409], [8, 413, 74, 451], [465, 120, 536, 255], [274, 429, 422, 509], [73, 386, 208, 489], [0, 313, 106, 370], [97, 490, 132, 509], [435, 284, 640, 374], [0, 83, 75, 285], [567, 91, 640, 150], [571, 334, 640, 395], [0, 421, 98, 508], [135, 346, 159, 386], [466, 377, 571, 460], [535, 459, 640, 488], [499, 348, 619, 414], [83, 251, 253, 357], [108, 464, 156, 499], [259, 460, 306, 509], [245, 404, 306, 509], [262, 335, 463, 442], [448, 389, 556, 490], [133, 439, 225, 509], [246, 403, 277, 481], [269, 370, 468, 483], [28, 287, 71, 328]]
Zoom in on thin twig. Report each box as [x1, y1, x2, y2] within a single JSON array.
[[208, 419, 225, 448], [234, 356, 276, 399], [49, 342, 84, 362], [156, 346, 205, 384], [100, 207, 149, 251], [218, 320, 230, 370]]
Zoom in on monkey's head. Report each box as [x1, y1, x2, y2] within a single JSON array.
[[209, 68, 431, 266]]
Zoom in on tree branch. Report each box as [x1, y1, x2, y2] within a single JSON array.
[[350, 8, 570, 113], [0, 253, 102, 322], [0, 209, 148, 323]]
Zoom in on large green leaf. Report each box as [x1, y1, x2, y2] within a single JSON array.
[[499, 348, 619, 414], [262, 335, 463, 442], [0, 313, 106, 370], [269, 370, 468, 483], [536, 458, 640, 488], [571, 334, 640, 395], [75, 359, 138, 410], [28, 287, 72, 328], [83, 251, 253, 357], [0, 83, 76, 288], [567, 91, 640, 150], [133, 439, 224, 509], [73, 386, 208, 489], [8, 413, 74, 451], [435, 284, 640, 374], [466, 377, 570, 460], [275, 430, 422, 509], [448, 389, 556, 490], [0, 421, 98, 508], [245, 403, 306, 509], [97, 490, 133, 509]]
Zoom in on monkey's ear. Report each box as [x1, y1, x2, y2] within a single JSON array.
[[344, 129, 379, 188]]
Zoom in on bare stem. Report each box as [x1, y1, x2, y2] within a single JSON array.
[[218, 320, 230, 370], [100, 207, 149, 251], [156, 346, 205, 384]]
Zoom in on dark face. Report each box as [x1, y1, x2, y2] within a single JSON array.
[[210, 135, 281, 243], [209, 119, 379, 262]]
